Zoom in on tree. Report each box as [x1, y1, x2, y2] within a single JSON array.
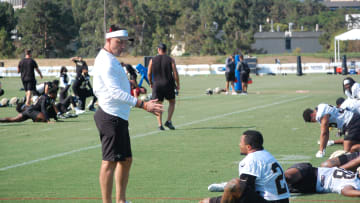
[[0, 2, 16, 58], [17, 0, 77, 57]]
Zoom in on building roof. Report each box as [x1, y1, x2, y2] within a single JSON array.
[[321, 1, 360, 9], [254, 31, 322, 39]]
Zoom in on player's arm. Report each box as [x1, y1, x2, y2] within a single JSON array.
[[147, 59, 153, 87], [17, 62, 21, 73], [340, 156, 360, 171], [341, 185, 360, 197], [319, 114, 330, 151], [34, 61, 43, 79], [171, 58, 180, 91]]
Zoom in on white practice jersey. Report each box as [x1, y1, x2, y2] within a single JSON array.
[[316, 103, 353, 129], [238, 150, 290, 201], [340, 98, 360, 115], [316, 167, 360, 194], [345, 83, 360, 99]]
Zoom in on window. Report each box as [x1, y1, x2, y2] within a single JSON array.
[[285, 37, 291, 50]]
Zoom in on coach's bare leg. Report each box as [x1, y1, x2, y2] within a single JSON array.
[[156, 101, 163, 127], [166, 99, 176, 122], [115, 157, 132, 203], [225, 81, 229, 93], [100, 160, 116, 203], [25, 90, 32, 106]]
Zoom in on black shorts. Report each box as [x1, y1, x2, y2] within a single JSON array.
[[338, 151, 360, 165], [22, 81, 36, 91], [240, 72, 249, 83], [344, 114, 360, 142], [94, 107, 132, 162], [21, 107, 40, 121], [225, 72, 235, 82], [152, 85, 175, 102], [287, 163, 317, 193]]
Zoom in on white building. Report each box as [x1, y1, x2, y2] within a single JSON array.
[[0, 0, 25, 9]]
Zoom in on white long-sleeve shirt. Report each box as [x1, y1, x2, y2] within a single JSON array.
[[93, 49, 137, 120]]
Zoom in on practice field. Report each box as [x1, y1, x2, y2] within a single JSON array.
[[1, 74, 360, 203]]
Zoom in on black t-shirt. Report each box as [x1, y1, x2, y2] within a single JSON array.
[[226, 60, 235, 73], [151, 55, 175, 88], [73, 60, 88, 77], [237, 61, 250, 75], [31, 94, 54, 121], [18, 58, 38, 82]]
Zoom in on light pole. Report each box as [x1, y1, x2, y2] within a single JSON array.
[[103, 0, 106, 42]]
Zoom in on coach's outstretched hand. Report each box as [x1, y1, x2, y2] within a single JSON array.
[[143, 99, 163, 116]]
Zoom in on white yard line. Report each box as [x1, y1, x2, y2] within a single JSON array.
[[0, 95, 309, 171]]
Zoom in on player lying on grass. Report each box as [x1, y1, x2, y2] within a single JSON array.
[[200, 130, 290, 203], [285, 162, 360, 197], [303, 103, 360, 158], [321, 151, 360, 172], [0, 87, 59, 123]]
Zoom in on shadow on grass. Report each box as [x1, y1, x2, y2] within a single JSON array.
[[180, 126, 256, 130]]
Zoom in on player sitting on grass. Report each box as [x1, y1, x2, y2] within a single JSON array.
[[285, 162, 360, 197], [303, 103, 360, 157], [200, 130, 290, 203], [0, 87, 59, 123]]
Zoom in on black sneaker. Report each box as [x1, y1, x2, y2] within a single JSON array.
[[165, 121, 175, 130], [88, 105, 96, 112], [159, 125, 165, 131]]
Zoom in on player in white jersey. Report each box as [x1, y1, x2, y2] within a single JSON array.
[[337, 97, 360, 115], [199, 130, 290, 203], [285, 162, 360, 197], [303, 103, 360, 158], [343, 77, 360, 99]]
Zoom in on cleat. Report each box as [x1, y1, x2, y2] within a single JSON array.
[[88, 106, 96, 112], [316, 149, 326, 158], [165, 121, 175, 130], [232, 92, 238, 95], [208, 182, 227, 192], [75, 108, 85, 115], [159, 125, 165, 131]]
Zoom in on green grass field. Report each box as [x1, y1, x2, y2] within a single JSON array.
[[1, 74, 360, 203]]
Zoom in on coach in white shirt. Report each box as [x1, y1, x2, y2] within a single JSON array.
[[93, 25, 163, 203]]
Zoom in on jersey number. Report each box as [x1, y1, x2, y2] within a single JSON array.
[[271, 162, 287, 195], [333, 168, 355, 179]]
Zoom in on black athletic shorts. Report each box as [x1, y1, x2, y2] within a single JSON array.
[[21, 107, 40, 121], [240, 72, 249, 83], [152, 85, 175, 102], [22, 81, 36, 91], [343, 113, 360, 142], [287, 162, 317, 193], [225, 72, 235, 82], [94, 107, 132, 162], [338, 151, 360, 165]]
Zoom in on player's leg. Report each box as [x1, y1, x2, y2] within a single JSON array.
[[284, 163, 317, 194], [33, 112, 47, 122], [166, 99, 176, 126], [115, 158, 132, 203], [0, 114, 27, 122], [152, 86, 165, 130], [322, 151, 359, 168], [230, 81, 236, 94], [225, 81, 229, 93], [25, 90, 32, 106], [350, 144, 360, 152], [100, 160, 116, 203]]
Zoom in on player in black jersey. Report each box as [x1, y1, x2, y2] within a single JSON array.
[[147, 43, 180, 130], [0, 87, 59, 123]]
